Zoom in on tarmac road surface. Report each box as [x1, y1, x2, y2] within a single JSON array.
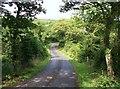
[[15, 43, 78, 87]]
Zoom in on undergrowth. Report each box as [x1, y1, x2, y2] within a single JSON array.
[[60, 49, 120, 87], [2, 57, 50, 88]]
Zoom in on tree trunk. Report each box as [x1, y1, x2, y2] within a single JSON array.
[[10, 29, 17, 71], [117, 17, 120, 58], [11, 2, 21, 71], [105, 49, 115, 79], [103, 15, 115, 79]]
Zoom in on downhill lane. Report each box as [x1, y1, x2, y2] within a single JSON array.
[[15, 43, 78, 87]]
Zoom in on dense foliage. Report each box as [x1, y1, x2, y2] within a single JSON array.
[[58, 1, 120, 87], [1, 0, 120, 87], [1, 1, 49, 81], [40, 1, 120, 87]]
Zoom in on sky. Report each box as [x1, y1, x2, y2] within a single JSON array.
[[36, 0, 74, 20], [3, 0, 74, 20]]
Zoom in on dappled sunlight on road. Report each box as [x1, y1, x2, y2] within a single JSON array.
[[33, 78, 42, 83], [15, 43, 77, 87]]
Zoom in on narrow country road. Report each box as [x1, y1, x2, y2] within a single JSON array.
[[15, 43, 78, 87]]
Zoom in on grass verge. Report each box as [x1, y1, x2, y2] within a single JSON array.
[[2, 57, 50, 88], [60, 49, 120, 87]]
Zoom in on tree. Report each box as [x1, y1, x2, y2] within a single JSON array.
[[1, 0, 46, 70], [60, 0, 120, 79]]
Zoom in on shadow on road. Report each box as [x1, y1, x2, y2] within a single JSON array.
[[15, 43, 78, 87]]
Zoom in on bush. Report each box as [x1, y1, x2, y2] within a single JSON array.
[[94, 75, 120, 87], [2, 55, 14, 79], [112, 45, 120, 76], [2, 29, 49, 79], [19, 32, 48, 67]]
